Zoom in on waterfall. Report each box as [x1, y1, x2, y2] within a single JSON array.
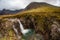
[[13, 25, 21, 39], [17, 19, 24, 31], [8, 18, 30, 35], [17, 19, 30, 35], [13, 25, 18, 35]]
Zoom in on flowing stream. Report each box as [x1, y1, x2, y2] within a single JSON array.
[[17, 19, 31, 35], [7, 18, 36, 40], [8, 18, 30, 35]]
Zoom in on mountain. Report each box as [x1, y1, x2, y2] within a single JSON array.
[[0, 9, 23, 15], [0, 2, 59, 15], [25, 2, 59, 10]]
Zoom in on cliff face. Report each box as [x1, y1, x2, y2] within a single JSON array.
[[0, 12, 60, 40]]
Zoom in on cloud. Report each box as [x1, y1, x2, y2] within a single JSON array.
[[0, 0, 31, 10], [0, 0, 60, 10], [45, 0, 60, 7]]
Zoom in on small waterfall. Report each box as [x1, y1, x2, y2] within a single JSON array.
[[8, 18, 35, 40], [17, 19, 30, 35], [13, 25, 18, 35], [8, 18, 30, 35], [17, 19, 24, 32], [13, 25, 21, 39]]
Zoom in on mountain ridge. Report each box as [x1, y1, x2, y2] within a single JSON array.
[[25, 2, 60, 10], [0, 2, 60, 15], [0, 9, 23, 15]]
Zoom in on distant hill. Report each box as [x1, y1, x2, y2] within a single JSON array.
[[25, 2, 59, 10], [0, 9, 23, 15], [0, 2, 60, 15], [0, 2, 60, 18]]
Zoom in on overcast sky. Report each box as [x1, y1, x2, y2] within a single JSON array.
[[0, 0, 60, 10]]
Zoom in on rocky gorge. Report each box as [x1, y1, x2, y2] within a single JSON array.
[[0, 13, 60, 40]]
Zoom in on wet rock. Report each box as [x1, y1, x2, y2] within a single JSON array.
[[51, 21, 60, 40]]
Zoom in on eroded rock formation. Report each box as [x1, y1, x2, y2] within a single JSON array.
[[0, 16, 60, 40]]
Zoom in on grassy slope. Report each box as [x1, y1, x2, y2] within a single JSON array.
[[0, 6, 60, 19], [0, 6, 60, 40]]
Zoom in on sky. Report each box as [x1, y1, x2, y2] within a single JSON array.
[[0, 0, 60, 10]]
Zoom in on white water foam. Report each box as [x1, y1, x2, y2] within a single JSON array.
[[8, 18, 30, 35]]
